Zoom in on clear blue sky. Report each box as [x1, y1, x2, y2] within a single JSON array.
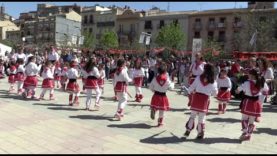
[[2, 2, 277, 19]]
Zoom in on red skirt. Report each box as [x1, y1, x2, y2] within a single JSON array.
[[15, 72, 25, 81], [8, 74, 16, 83], [217, 89, 231, 102], [241, 97, 262, 117], [66, 80, 80, 92], [150, 92, 169, 111], [23, 76, 38, 88], [190, 92, 210, 113], [54, 75, 61, 81], [97, 78, 104, 87], [114, 81, 127, 92], [85, 79, 98, 89], [42, 79, 54, 89], [133, 77, 143, 87]]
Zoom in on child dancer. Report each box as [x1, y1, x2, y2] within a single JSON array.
[[84, 57, 101, 110], [113, 59, 132, 120], [98, 63, 106, 95], [187, 53, 206, 106], [15, 58, 25, 95], [236, 69, 268, 141], [133, 59, 145, 103], [0, 59, 5, 79], [66, 61, 80, 106], [184, 64, 218, 139], [54, 61, 62, 89], [23, 56, 40, 99], [149, 62, 174, 127], [60, 62, 69, 91], [216, 69, 232, 114], [7, 61, 17, 93], [39, 61, 55, 100]]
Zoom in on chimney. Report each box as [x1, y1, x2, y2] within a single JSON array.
[[0, 4, 5, 14]]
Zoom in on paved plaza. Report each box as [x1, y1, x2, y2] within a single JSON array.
[[0, 78, 276, 154]]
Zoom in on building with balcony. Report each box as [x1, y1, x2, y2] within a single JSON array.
[[187, 2, 277, 53]]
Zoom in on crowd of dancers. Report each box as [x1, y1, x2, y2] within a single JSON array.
[[0, 45, 275, 141]]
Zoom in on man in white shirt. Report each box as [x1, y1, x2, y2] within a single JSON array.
[[47, 46, 60, 63]]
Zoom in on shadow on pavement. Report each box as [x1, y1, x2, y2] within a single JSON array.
[[170, 108, 187, 112], [48, 107, 84, 111], [33, 103, 69, 107], [254, 128, 277, 136], [184, 137, 241, 144], [128, 104, 150, 108], [140, 131, 184, 144], [69, 114, 113, 121], [0, 95, 36, 101], [207, 117, 241, 123], [107, 123, 154, 129]]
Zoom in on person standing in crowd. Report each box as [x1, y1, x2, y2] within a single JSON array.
[[187, 53, 206, 107], [113, 59, 132, 120], [54, 61, 62, 89], [216, 69, 232, 114], [47, 45, 60, 64], [184, 64, 218, 139], [60, 62, 69, 91], [142, 56, 150, 87], [149, 62, 174, 127], [236, 69, 268, 141], [15, 59, 25, 95], [105, 57, 111, 80], [22, 56, 39, 99], [132, 59, 145, 103], [16, 48, 27, 63], [39, 61, 55, 100], [148, 56, 157, 83]]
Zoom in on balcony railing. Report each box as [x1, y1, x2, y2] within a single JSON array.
[[217, 22, 226, 28], [207, 22, 216, 30], [97, 21, 115, 27], [233, 22, 243, 28], [193, 23, 202, 31]]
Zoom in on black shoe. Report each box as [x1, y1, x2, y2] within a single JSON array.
[[196, 133, 204, 139], [150, 109, 156, 120], [184, 130, 190, 137]]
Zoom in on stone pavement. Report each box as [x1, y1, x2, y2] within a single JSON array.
[[0, 78, 276, 154]]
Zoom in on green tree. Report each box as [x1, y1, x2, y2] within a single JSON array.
[[202, 39, 224, 62], [99, 31, 119, 50], [82, 31, 95, 50], [233, 10, 277, 52], [155, 22, 186, 50], [0, 39, 16, 49]]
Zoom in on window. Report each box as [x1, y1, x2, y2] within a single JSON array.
[[195, 18, 201, 22], [208, 31, 214, 40], [275, 27, 277, 39], [89, 15, 93, 23], [89, 28, 92, 33], [27, 31, 31, 36], [84, 15, 88, 24], [84, 28, 87, 32], [145, 20, 152, 29], [234, 17, 240, 23], [194, 31, 200, 38], [159, 20, 164, 28], [173, 19, 178, 25], [21, 24, 24, 28], [209, 18, 215, 23], [119, 24, 123, 32], [220, 17, 226, 23], [218, 31, 225, 42], [130, 24, 135, 32]]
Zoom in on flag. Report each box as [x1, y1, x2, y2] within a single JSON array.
[[139, 34, 145, 44], [249, 30, 257, 46]]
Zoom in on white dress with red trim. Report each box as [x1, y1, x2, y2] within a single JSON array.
[[149, 74, 172, 111], [188, 76, 218, 113], [113, 67, 132, 92], [66, 68, 80, 92], [15, 65, 25, 81], [238, 81, 268, 117], [41, 67, 54, 89], [8, 66, 17, 83], [23, 62, 39, 88], [189, 61, 205, 85], [97, 69, 105, 87], [133, 68, 145, 87], [216, 76, 232, 102], [84, 67, 100, 89]]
